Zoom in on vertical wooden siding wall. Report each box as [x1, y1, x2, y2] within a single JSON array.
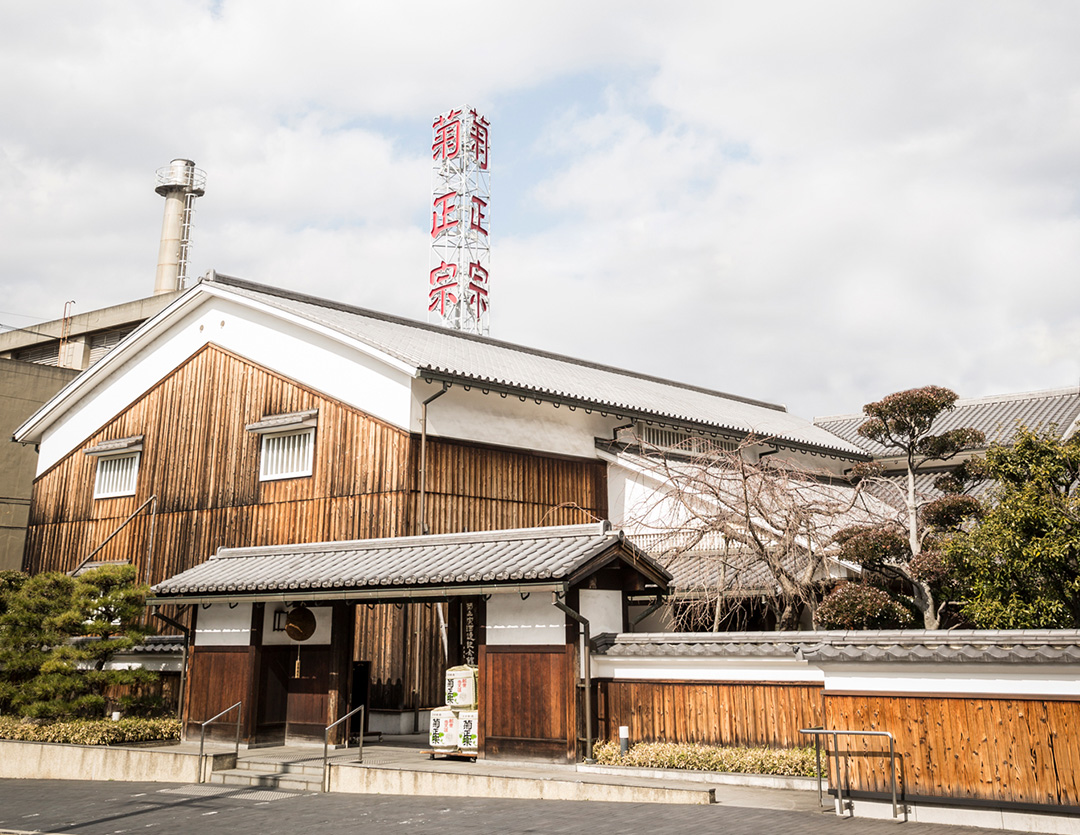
[[24, 343, 609, 713], [596, 680, 824, 749], [824, 693, 1080, 809], [25, 344, 608, 584], [25, 344, 414, 581]]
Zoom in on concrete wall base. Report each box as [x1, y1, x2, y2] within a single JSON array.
[[368, 709, 430, 736], [843, 797, 1080, 834], [329, 764, 715, 805], [0, 739, 232, 784]]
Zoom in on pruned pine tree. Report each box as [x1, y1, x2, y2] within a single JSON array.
[[827, 386, 985, 629], [0, 564, 156, 720]]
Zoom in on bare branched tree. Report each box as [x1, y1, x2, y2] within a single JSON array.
[[617, 433, 894, 631]]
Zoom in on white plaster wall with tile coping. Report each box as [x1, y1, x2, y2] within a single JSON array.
[[591, 653, 824, 682], [820, 663, 1080, 698]]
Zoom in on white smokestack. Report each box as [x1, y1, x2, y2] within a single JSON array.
[[154, 159, 206, 295]]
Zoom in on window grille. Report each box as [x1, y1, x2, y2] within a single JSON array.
[[88, 326, 136, 365], [94, 452, 140, 498], [637, 424, 737, 455], [259, 428, 315, 481]]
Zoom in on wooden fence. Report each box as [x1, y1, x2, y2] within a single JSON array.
[[596, 680, 823, 749], [595, 678, 1080, 814], [824, 693, 1080, 811]]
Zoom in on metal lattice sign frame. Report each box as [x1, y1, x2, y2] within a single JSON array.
[[429, 106, 491, 335]]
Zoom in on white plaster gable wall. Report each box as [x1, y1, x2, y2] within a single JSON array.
[[605, 458, 692, 532], [485, 592, 566, 646], [33, 294, 415, 473], [768, 447, 852, 477], [413, 379, 619, 460], [194, 602, 252, 647], [579, 589, 623, 636]]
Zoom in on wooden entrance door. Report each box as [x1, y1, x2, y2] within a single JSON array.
[[480, 645, 577, 763]]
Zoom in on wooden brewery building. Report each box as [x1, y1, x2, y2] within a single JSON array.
[[13, 273, 867, 761]]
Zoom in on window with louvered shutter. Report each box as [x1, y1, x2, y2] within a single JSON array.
[[259, 428, 315, 481], [93, 452, 140, 498]]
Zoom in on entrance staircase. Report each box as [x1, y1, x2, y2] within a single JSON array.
[[209, 754, 327, 792]]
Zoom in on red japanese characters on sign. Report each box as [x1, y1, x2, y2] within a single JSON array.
[[468, 110, 489, 170], [432, 110, 462, 161], [429, 262, 458, 314], [467, 262, 489, 318], [429, 105, 490, 335], [469, 196, 488, 237], [431, 191, 458, 239]]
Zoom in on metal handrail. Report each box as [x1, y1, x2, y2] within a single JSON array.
[[198, 701, 242, 783], [322, 705, 365, 792], [799, 728, 899, 819]]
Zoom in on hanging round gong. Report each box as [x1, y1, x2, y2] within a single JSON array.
[[285, 606, 317, 641]]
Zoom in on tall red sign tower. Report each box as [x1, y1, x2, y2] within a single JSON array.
[[429, 106, 491, 335]]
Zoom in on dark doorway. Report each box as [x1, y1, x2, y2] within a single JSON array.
[[350, 661, 371, 738], [255, 646, 289, 745]]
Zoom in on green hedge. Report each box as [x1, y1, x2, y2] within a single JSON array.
[[0, 716, 181, 745], [592, 739, 821, 777]]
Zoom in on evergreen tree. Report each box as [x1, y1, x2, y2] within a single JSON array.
[[0, 565, 156, 719], [945, 428, 1080, 628]]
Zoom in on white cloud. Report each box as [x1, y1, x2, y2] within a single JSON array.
[[1, 1, 1079, 419]]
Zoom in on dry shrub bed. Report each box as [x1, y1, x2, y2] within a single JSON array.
[[592, 739, 820, 777], [0, 716, 181, 745]]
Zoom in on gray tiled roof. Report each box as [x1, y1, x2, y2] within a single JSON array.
[[594, 630, 1080, 664], [151, 523, 670, 602], [815, 387, 1080, 458], [207, 274, 867, 458]]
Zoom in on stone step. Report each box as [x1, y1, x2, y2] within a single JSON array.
[[210, 768, 323, 792], [234, 758, 325, 777]]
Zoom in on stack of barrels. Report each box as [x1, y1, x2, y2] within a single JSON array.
[[428, 665, 479, 755]]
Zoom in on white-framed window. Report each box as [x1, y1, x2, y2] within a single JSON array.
[[259, 428, 315, 481], [85, 435, 144, 500], [246, 409, 319, 482], [93, 452, 141, 498]]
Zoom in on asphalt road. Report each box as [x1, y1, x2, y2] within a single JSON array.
[[0, 779, 1028, 835]]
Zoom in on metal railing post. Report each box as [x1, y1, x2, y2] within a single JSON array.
[[799, 728, 899, 820], [323, 705, 365, 792], [198, 701, 242, 784]]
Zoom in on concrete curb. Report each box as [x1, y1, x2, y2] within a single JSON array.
[[330, 764, 716, 805], [577, 764, 819, 792]]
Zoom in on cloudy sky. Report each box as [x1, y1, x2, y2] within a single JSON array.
[[2, 1, 1079, 420]]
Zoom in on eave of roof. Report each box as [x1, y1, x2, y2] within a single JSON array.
[[149, 522, 671, 605], [15, 272, 867, 459], [208, 274, 869, 459]]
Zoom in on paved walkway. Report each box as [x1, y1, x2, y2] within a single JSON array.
[[0, 778, 1029, 835], [162, 733, 818, 808], [0, 735, 1037, 833]]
